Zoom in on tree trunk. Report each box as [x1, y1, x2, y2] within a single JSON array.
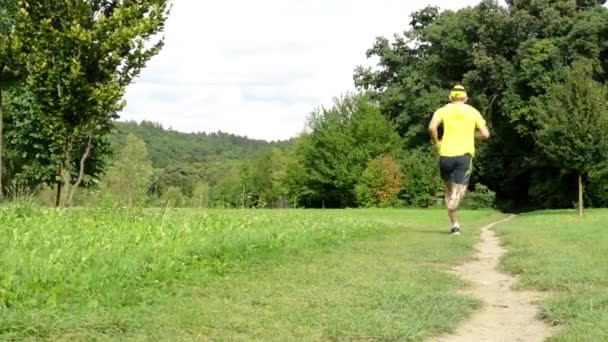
[[0, 88, 4, 201], [578, 174, 584, 217], [55, 181, 62, 207], [65, 136, 93, 207]]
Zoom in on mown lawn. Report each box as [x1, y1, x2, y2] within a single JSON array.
[[0, 206, 502, 340], [498, 210, 608, 342]]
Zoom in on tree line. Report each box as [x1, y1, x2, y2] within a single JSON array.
[[1, 0, 607, 212], [91, 99, 492, 210]]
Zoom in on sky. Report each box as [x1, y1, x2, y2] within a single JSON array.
[[121, 0, 487, 141]]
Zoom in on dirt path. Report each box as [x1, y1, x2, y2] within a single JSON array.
[[433, 216, 557, 342]]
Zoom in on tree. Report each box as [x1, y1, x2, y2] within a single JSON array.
[[241, 147, 290, 208], [102, 134, 153, 207], [0, 0, 21, 200], [282, 138, 316, 208], [535, 61, 608, 216], [9, 0, 170, 207], [294, 94, 403, 208], [211, 167, 242, 208], [355, 154, 403, 208]]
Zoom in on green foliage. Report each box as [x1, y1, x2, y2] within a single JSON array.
[[294, 94, 403, 208], [355, 155, 403, 208], [0, 0, 20, 87], [588, 163, 608, 207], [210, 166, 243, 208], [191, 181, 210, 208], [101, 134, 154, 208], [241, 147, 290, 208]]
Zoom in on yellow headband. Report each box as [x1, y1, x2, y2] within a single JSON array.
[[450, 85, 467, 99]]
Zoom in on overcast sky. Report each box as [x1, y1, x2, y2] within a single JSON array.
[[121, 0, 486, 141]]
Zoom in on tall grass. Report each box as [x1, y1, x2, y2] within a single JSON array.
[[0, 207, 392, 312]]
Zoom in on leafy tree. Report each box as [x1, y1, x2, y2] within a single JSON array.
[[102, 134, 153, 207], [4, 87, 113, 202], [0, 0, 21, 199], [282, 141, 314, 208], [150, 163, 205, 198], [295, 94, 402, 208], [355, 154, 403, 208], [535, 61, 608, 215], [241, 147, 290, 208], [9, 0, 169, 206]]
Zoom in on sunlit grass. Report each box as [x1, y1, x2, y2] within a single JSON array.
[[0, 206, 502, 340], [498, 210, 608, 342]]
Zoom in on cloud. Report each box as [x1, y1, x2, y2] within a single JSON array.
[[121, 0, 489, 141]]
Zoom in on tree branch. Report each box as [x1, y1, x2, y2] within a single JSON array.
[[66, 135, 93, 206]]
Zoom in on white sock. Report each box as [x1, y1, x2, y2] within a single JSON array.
[[453, 222, 460, 228]]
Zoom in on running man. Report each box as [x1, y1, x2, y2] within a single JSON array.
[[428, 85, 490, 235]]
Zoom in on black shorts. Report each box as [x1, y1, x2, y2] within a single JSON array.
[[440, 154, 472, 185]]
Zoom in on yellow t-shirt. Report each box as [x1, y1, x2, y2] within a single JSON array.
[[434, 103, 485, 157]]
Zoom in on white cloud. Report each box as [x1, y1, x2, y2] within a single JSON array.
[[121, 0, 488, 141]]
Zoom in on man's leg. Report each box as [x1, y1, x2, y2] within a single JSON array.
[[445, 183, 457, 226], [446, 183, 467, 231], [447, 184, 467, 211], [447, 155, 472, 234]]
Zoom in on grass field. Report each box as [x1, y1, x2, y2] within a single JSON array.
[[0, 206, 502, 340], [498, 210, 608, 342]]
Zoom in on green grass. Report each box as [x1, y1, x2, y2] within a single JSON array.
[[497, 210, 608, 342], [0, 206, 503, 340]]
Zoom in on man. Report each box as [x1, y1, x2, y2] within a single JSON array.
[[428, 85, 490, 235]]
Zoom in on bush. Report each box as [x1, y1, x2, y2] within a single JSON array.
[[162, 186, 188, 207], [355, 155, 403, 208], [399, 147, 444, 208], [461, 184, 496, 209]]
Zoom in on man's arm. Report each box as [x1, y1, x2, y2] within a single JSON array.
[[474, 112, 490, 140], [428, 111, 442, 146]]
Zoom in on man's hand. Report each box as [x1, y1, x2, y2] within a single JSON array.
[[475, 125, 491, 140]]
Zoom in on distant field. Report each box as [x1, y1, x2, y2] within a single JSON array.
[[498, 210, 608, 342], [0, 207, 502, 340]]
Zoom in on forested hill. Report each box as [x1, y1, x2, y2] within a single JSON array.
[[112, 121, 292, 168]]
